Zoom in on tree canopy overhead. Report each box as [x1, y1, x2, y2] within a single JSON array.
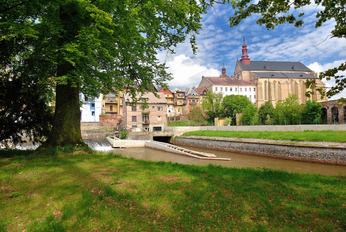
[[1, 0, 208, 146], [229, 0, 346, 97]]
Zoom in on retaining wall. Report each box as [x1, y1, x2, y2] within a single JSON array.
[[173, 136, 346, 165]]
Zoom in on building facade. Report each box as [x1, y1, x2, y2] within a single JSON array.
[[234, 38, 325, 107], [173, 90, 187, 118], [185, 87, 203, 113], [198, 67, 257, 104], [99, 92, 123, 127], [122, 92, 167, 132], [321, 99, 346, 124], [80, 94, 102, 122], [159, 88, 176, 119]]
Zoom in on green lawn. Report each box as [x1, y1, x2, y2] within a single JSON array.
[[0, 151, 346, 231], [183, 130, 346, 143]]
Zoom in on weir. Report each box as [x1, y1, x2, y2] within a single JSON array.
[[106, 136, 230, 161]]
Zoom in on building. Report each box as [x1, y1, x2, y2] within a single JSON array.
[[185, 87, 203, 113], [320, 99, 346, 124], [80, 94, 102, 122], [173, 89, 187, 118], [198, 67, 257, 104], [234, 38, 325, 107], [159, 88, 175, 119], [122, 92, 167, 132], [99, 92, 123, 127]]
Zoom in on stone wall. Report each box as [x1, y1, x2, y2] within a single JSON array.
[[173, 136, 346, 165]]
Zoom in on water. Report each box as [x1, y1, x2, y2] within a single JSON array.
[[114, 146, 346, 176], [84, 139, 113, 152]]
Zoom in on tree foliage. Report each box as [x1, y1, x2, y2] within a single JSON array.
[[240, 103, 258, 125], [1, 0, 209, 145], [258, 101, 274, 125], [202, 91, 223, 121], [229, 0, 346, 97], [222, 95, 252, 124], [273, 96, 302, 125], [301, 100, 322, 124]]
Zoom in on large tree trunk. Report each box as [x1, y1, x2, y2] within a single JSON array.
[[46, 84, 82, 146]]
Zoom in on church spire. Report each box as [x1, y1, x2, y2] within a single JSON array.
[[240, 36, 251, 64]]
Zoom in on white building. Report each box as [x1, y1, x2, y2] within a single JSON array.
[[80, 94, 102, 122], [198, 67, 256, 103]]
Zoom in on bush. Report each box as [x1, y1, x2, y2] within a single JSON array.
[[273, 96, 302, 125], [258, 101, 274, 125], [222, 95, 252, 125], [187, 106, 207, 123], [241, 104, 258, 125], [302, 100, 322, 124], [119, 129, 128, 139]]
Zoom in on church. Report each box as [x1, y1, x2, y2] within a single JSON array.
[[198, 38, 326, 107]]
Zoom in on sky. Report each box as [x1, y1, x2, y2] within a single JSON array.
[[161, 2, 346, 100]]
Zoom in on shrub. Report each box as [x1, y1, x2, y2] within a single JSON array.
[[302, 100, 322, 124], [273, 96, 302, 125], [119, 129, 128, 139], [258, 101, 274, 125], [241, 104, 258, 125]]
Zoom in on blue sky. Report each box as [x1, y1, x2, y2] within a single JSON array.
[[163, 3, 346, 99]]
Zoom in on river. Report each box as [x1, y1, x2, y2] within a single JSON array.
[[115, 146, 346, 176]]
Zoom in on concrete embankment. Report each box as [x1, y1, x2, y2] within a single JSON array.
[[172, 136, 346, 165]]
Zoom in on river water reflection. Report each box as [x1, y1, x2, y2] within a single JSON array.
[[115, 146, 346, 176]]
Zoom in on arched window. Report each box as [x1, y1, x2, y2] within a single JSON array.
[[321, 108, 328, 124], [331, 106, 339, 124]]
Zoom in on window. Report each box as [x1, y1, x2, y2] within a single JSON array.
[[91, 111, 95, 116], [215, 87, 218, 91], [157, 106, 163, 111], [240, 88, 242, 92], [220, 87, 223, 91], [110, 105, 113, 112], [253, 88, 256, 91], [254, 95, 256, 99], [131, 105, 136, 111], [235, 88, 237, 91], [225, 87, 228, 92], [132, 116, 137, 122], [230, 87, 232, 91], [85, 96, 88, 101], [245, 88, 247, 92], [91, 103, 95, 108]]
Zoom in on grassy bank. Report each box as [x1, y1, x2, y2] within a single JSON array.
[[183, 130, 346, 143], [0, 151, 345, 231]]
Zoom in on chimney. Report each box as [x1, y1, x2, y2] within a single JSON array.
[[240, 36, 251, 65]]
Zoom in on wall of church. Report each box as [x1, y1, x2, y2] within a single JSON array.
[[256, 78, 310, 107]]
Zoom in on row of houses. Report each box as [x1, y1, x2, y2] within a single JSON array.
[[80, 88, 202, 132]]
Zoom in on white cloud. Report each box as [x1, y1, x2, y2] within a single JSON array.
[[308, 60, 346, 100], [166, 54, 220, 89]]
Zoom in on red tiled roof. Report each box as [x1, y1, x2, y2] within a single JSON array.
[[159, 88, 173, 95], [203, 77, 254, 86]]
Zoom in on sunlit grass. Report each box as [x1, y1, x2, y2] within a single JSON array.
[[0, 150, 345, 231], [183, 130, 346, 142]]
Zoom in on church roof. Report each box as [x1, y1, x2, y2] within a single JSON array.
[[202, 77, 254, 86], [237, 61, 312, 72], [252, 72, 316, 79]]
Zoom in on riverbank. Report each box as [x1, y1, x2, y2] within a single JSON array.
[[1, 150, 345, 231], [173, 135, 346, 165], [183, 130, 346, 142]]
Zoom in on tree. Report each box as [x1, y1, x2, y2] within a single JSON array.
[[187, 106, 208, 124], [1, 0, 208, 146], [240, 103, 258, 125], [302, 100, 322, 124], [201, 91, 223, 122], [258, 101, 274, 125], [222, 95, 252, 124], [229, 0, 346, 97], [273, 96, 303, 125]]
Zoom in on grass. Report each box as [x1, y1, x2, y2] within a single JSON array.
[[183, 130, 346, 143], [168, 120, 210, 127], [0, 150, 346, 231]]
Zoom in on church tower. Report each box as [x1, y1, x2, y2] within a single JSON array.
[[240, 37, 251, 64]]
